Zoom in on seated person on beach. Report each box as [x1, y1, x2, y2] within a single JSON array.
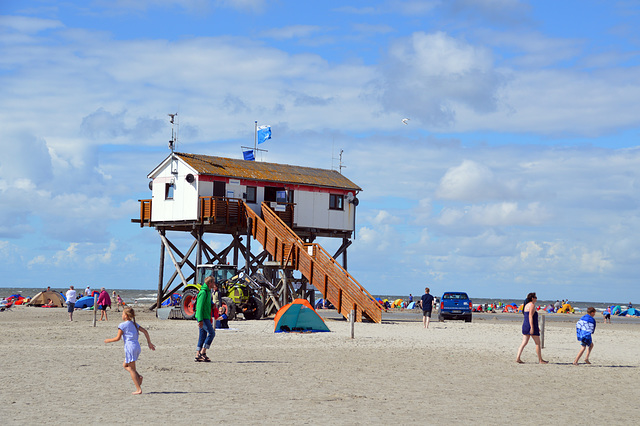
[[44, 299, 55, 307], [218, 304, 229, 329]]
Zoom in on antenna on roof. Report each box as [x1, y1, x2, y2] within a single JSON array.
[[332, 146, 346, 174], [168, 113, 178, 152]]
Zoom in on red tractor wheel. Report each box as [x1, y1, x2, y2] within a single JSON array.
[[181, 288, 198, 320]]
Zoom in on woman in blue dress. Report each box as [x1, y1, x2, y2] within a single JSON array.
[[516, 292, 548, 364]]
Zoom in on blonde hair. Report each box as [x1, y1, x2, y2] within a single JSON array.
[[123, 307, 139, 334]]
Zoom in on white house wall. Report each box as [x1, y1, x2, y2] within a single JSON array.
[[151, 159, 198, 222], [294, 191, 355, 232]]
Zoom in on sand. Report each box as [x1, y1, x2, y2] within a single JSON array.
[[1, 306, 638, 424]]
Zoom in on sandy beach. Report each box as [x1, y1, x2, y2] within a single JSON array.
[[1, 306, 638, 424]]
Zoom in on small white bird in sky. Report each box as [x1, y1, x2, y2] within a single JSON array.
[[402, 118, 410, 125]]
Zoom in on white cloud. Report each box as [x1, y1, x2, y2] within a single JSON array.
[[86, 240, 117, 264], [54, 243, 79, 265], [260, 25, 323, 40], [436, 159, 518, 201], [27, 255, 46, 267], [380, 31, 505, 126]]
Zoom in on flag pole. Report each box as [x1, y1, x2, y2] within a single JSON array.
[[254, 121, 257, 153]]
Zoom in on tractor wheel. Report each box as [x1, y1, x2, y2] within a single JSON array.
[[243, 296, 264, 320], [222, 297, 236, 321], [181, 288, 198, 320]]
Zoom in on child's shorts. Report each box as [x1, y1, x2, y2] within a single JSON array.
[[579, 335, 593, 346]]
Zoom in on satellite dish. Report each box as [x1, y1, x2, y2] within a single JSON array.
[[186, 173, 195, 183], [148, 181, 153, 190]]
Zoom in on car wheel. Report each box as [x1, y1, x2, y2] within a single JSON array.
[[438, 313, 444, 322], [465, 315, 472, 322]]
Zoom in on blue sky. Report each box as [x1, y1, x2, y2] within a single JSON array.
[[1, 0, 640, 303]]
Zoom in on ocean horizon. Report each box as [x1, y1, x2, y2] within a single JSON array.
[[1, 286, 632, 312]]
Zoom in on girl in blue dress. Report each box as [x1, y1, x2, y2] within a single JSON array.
[[515, 292, 548, 364], [105, 307, 155, 394]]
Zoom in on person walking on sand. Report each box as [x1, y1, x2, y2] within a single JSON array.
[[421, 287, 434, 329], [97, 288, 111, 321], [516, 292, 548, 364], [85, 286, 91, 297], [574, 307, 596, 365], [104, 307, 155, 394], [116, 294, 124, 312], [195, 276, 216, 362], [65, 285, 77, 321]]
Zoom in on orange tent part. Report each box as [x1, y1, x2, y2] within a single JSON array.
[[273, 299, 317, 332]]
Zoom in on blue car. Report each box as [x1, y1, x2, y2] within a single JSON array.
[[438, 292, 472, 322]]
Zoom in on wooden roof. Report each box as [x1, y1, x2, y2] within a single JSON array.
[[174, 152, 362, 191]]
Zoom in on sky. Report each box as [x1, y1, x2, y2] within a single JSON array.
[[1, 0, 640, 303]]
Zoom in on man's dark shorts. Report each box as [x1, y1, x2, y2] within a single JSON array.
[[99, 305, 107, 311], [422, 310, 432, 318], [67, 302, 75, 313]]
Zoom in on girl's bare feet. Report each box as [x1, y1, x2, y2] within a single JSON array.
[[516, 359, 524, 364], [132, 389, 142, 395], [539, 359, 548, 364], [584, 360, 591, 364]]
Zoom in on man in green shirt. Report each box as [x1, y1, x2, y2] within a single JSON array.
[[195, 277, 216, 362]]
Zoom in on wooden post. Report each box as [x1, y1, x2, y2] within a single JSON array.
[[93, 294, 98, 327], [540, 314, 546, 349], [350, 309, 355, 339], [156, 229, 166, 317]]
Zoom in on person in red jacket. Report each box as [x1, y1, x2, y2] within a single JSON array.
[[97, 288, 111, 321]]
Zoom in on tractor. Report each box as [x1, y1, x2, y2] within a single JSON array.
[[180, 264, 266, 321]]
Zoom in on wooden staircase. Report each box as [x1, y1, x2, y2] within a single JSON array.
[[245, 202, 382, 323]]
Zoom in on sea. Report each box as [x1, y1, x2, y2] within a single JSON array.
[[0, 287, 630, 312]]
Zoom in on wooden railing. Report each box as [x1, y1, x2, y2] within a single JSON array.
[[246, 201, 382, 323], [138, 199, 152, 227], [199, 196, 245, 226]]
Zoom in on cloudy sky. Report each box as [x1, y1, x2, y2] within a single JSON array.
[[1, 0, 639, 303]]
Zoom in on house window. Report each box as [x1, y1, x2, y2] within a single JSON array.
[[264, 186, 286, 202], [165, 183, 174, 200], [329, 194, 343, 210], [246, 186, 257, 203]]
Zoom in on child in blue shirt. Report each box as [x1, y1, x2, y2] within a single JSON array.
[[573, 306, 596, 365]]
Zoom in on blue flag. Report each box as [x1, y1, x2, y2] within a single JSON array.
[[257, 125, 271, 144], [243, 150, 255, 161]]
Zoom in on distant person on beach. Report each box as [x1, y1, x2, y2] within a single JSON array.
[[628, 302, 633, 309], [409, 294, 413, 303], [111, 291, 117, 309], [104, 307, 155, 395], [65, 285, 77, 321], [195, 276, 216, 362], [98, 288, 111, 321], [516, 292, 548, 364], [603, 307, 611, 324], [85, 286, 91, 297], [117, 294, 124, 312], [421, 287, 434, 329], [574, 307, 596, 365]]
